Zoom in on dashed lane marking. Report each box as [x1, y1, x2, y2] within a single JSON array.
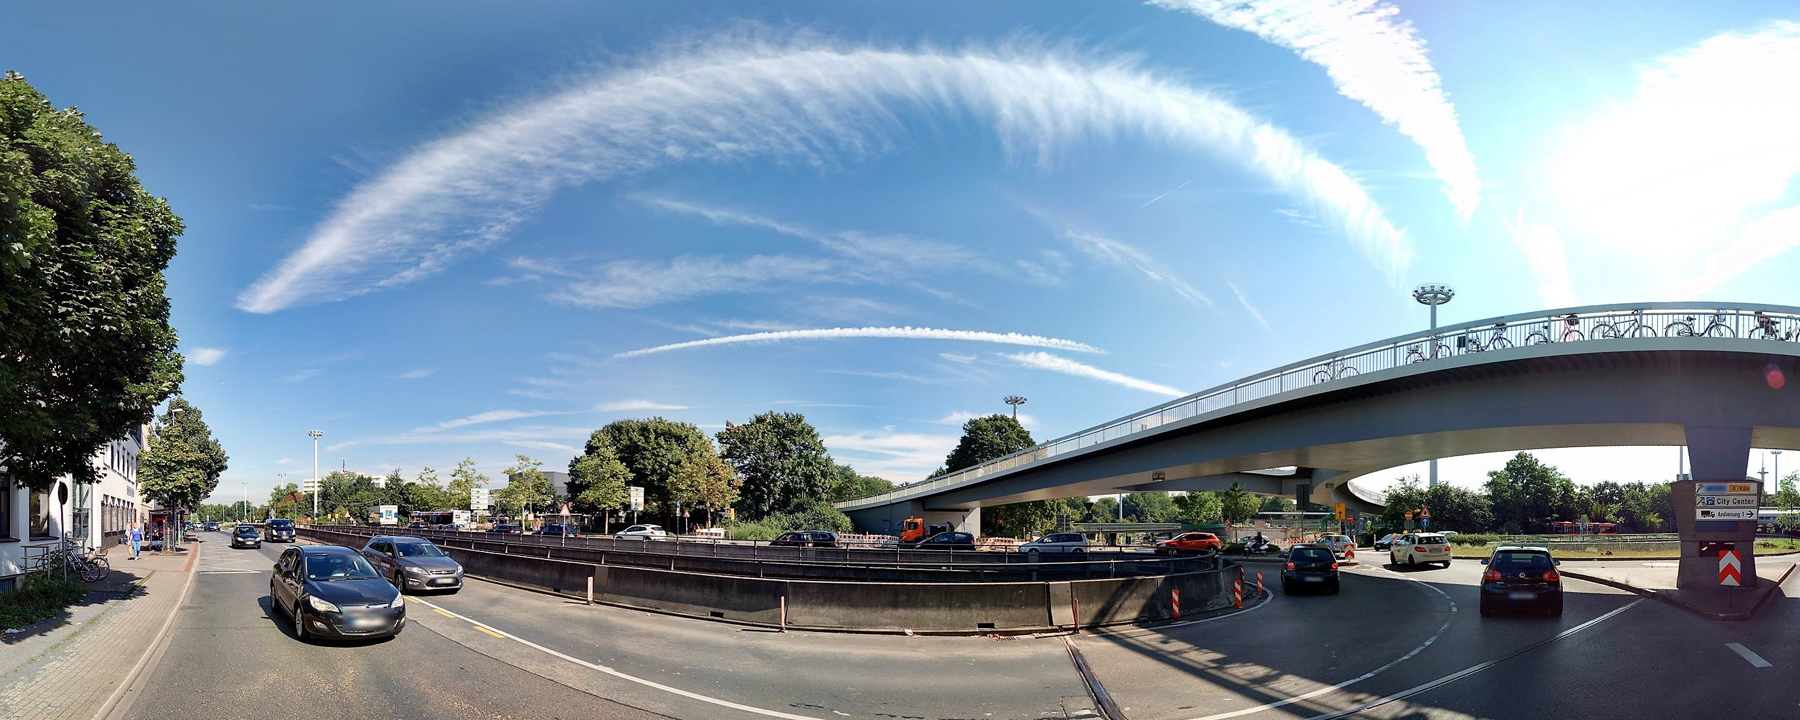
[[1726, 643, 1773, 668], [433, 608, 456, 618], [408, 596, 826, 720], [474, 625, 506, 639]]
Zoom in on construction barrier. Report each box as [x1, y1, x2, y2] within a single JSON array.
[[1256, 570, 1264, 595], [1172, 588, 1181, 621]]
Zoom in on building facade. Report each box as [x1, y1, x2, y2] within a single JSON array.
[[0, 425, 148, 592]]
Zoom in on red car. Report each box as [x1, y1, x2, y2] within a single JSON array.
[[1154, 532, 1221, 555]]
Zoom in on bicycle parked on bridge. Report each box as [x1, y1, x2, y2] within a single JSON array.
[[1752, 311, 1795, 340], [1456, 322, 1512, 352], [1592, 309, 1657, 339], [1525, 314, 1583, 344], [1665, 309, 1735, 338], [1404, 340, 1450, 364], [1312, 357, 1358, 384]]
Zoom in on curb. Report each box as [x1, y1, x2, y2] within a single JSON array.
[[1561, 562, 1795, 622], [97, 541, 200, 720]]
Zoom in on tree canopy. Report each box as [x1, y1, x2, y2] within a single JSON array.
[[569, 446, 631, 522], [137, 398, 227, 511], [580, 417, 713, 516], [497, 455, 559, 517], [944, 414, 1035, 473], [0, 72, 185, 491], [716, 411, 834, 519], [828, 463, 893, 502], [445, 457, 487, 510], [1484, 452, 1579, 533]]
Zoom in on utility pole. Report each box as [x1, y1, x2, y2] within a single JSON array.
[[309, 430, 323, 520], [1004, 395, 1027, 420], [1413, 284, 1454, 488], [242, 481, 248, 523], [1774, 450, 1783, 491]]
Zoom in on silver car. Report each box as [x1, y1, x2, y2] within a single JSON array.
[[360, 536, 464, 593], [1316, 534, 1356, 558], [1019, 532, 1089, 556], [614, 524, 670, 540]]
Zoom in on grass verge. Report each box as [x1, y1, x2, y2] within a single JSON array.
[[0, 574, 88, 631]]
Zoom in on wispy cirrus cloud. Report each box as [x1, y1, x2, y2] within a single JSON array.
[[1150, 0, 1481, 220], [1059, 228, 1212, 308], [596, 399, 690, 412], [507, 254, 845, 309], [1505, 208, 1577, 308], [635, 196, 990, 274], [822, 430, 960, 481], [505, 440, 580, 453], [275, 457, 292, 466], [236, 32, 1409, 313], [928, 410, 1039, 428], [437, 409, 569, 429], [280, 368, 323, 383], [615, 326, 1103, 359], [398, 367, 436, 380], [1223, 279, 1274, 333], [189, 347, 228, 366], [1003, 351, 1186, 398]]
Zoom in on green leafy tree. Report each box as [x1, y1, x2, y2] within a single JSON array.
[[581, 418, 713, 520], [1378, 475, 1428, 531], [1419, 483, 1494, 533], [1484, 452, 1578, 533], [828, 463, 894, 501], [1175, 492, 1223, 525], [944, 414, 1035, 473], [138, 398, 228, 515], [0, 72, 185, 492], [446, 458, 487, 510], [268, 482, 302, 520], [1258, 496, 1297, 513], [1123, 491, 1178, 522], [716, 412, 835, 519], [1217, 481, 1262, 524], [570, 447, 631, 533], [670, 452, 741, 528], [499, 455, 559, 520], [1087, 497, 1121, 523]]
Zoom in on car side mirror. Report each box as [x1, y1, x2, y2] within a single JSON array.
[[1553, 560, 1561, 566], [1479, 558, 1488, 565]]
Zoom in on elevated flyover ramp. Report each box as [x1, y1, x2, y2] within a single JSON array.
[[839, 303, 1800, 535]]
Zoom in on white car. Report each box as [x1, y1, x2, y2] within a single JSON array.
[[1316, 534, 1356, 558], [1389, 532, 1452, 567], [1019, 532, 1089, 555], [614, 524, 670, 541]]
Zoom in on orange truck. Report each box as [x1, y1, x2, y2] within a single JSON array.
[[899, 517, 950, 543]]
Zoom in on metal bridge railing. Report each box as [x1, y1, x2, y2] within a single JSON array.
[[837, 302, 1800, 510]]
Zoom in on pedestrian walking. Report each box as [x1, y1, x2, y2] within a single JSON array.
[[129, 522, 142, 560]]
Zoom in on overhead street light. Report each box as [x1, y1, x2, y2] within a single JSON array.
[[1003, 395, 1027, 420], [309, 430, 323, 519], [1413, 284, 1454, 488]]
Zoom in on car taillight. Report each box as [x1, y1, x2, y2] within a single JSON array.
[[1543, 570, 1559, 583], [1286, 562, 1296, 570], [1329, 562, 1338, 569], [1482, 568, 1502, 582]]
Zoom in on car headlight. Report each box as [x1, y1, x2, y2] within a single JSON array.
[[403, 565, 426, 576], [389, 594, 405, 609], [308, 596, 340, 613]]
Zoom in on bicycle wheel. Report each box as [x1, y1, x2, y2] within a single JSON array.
[[1631, 323, 1657, 338], [1313, 370, 1331, 384], [87, 556, 110, 582], [1594, 323, 1620, 339], [1665, 321, 1694, 337], [1338, 366, 1358, 378], [1704, 323, 1735, 338], [1490, 336, 1512, 350], [1563, 329, 1585, 342], [1525, 331, 1551, 345]]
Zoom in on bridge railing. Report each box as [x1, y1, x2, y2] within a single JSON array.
[[839, 303, 1800, 510]]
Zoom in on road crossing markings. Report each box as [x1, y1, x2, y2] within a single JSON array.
[[1303, 599, 1646, 719], [1179, 567, 1459, 720], [407, 596, 827, 720], [1725, 643, 1773, 668]]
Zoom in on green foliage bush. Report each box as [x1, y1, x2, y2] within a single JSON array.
[[0, 573, 88, 631], [727, 499, 855, 540]]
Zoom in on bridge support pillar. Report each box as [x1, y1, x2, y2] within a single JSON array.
[[1675, 425, 1758, 590]]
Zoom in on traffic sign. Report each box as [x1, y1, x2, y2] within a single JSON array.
[[628, 486, 646, 511], [1697, 482, 1758, 495], [1695, 494, 1758, 508], [1404, 510, 1413, 520], [1334, 503, 1346, 521], [1719, 549, 1742, 587], [1696, 507, 1757, 520], [1420, 506, 1431, 519]]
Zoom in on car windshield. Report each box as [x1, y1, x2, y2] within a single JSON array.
[[394, 541, 445, 558], [1291, 548, 1333, 562], [305, 554, 380, 581], [236, 527, 256, 534], [268, 520, 292, 528], [1490, 551, 1555, 570]]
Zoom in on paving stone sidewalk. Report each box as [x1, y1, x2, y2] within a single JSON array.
[[0, 543, 196, 720]]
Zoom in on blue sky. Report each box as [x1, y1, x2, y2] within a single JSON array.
[[9, 1, 1800, 503]]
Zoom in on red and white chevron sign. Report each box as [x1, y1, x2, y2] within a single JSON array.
[[1719, 550, 1743, 587]]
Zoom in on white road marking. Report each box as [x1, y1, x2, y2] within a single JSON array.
[[1087, 581, 1273, 637], [1180, 565, 1458, 720], [408, 596, 825, 720], [1726, 642, 1773, 668], [1304, 599, 1646, 719]]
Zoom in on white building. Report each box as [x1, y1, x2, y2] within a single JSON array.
[[1, 425, 148, 592]]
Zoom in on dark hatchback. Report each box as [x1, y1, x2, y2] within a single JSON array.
[[487, 524, 522, 534], [1282, 544, 1340, 594], [538, 523, 579, 537], [230, 524, 262, 549], [771, 530, 840, 548], [907, 531, 976, 550], [265, 518, 296, 542], [1479, 546, 1563, 616], [270, 546, 406, 642]]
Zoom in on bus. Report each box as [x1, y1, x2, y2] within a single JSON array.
[[1757, 508, 1800, 536], [1549, 521, 1618, 535], [408, 510, 460, 529]]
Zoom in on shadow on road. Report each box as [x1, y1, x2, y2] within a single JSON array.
[[258, 594, 395, 647]]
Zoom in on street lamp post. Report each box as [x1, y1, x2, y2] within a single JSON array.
[[1774, 450, 1783, 490], [1413, 284, 1454, 488], [1003, 395, 1027, 420], [309, 430, 323, 520], [242, 482, 248, 523]]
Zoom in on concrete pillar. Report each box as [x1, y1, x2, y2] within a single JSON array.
[[1676, 425, 1757, 589]]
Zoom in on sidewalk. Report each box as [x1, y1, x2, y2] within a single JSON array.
[[1561, 557, 1797, 621], [0, 542, 196, 720]]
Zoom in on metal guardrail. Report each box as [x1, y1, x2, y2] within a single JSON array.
[[837, 302, 1800, 511]]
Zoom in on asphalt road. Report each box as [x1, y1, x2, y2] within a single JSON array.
[[123, 537, 1799, 719]]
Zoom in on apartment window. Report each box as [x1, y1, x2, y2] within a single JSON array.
[[29, 489, 53, 538], [0, 476, 13, 541]]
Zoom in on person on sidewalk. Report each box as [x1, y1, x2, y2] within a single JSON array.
[[129, 522, 142, 560]]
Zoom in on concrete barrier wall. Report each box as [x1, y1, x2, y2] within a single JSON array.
[[299, 526, 1232, 633]]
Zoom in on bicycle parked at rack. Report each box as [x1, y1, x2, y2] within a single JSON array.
[[1751, 311, 1793, 340], [1404, 340, 1450, 364], [1526, 314, 1584, 344], [1312, 357, 1358, 384], [1593, 309, 1658, 339], [1457, 322, 1512, 352], [1665, 310, 1734, 338], [27, 539, 111, 583]]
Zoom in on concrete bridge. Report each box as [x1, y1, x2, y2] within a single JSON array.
[[838, 302, 1800, 535]]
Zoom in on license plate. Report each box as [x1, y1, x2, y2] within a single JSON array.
[[350, 616, 387, 629], [1303, 576, 1323, 582], [1508, 591, 1534, 600], [430, 578, 454, 586]]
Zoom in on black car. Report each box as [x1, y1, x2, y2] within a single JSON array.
[[907, 531, 975, 550], [230, 524, 262, 549], [269, 546, 406, 642], [265, 518, 296, 542], [202, 521, 221, 532], [486, 524, 522, 534], [1373, 534, 1395, 551], [1479, 546, 1563, 616], [538, 524, 579, 537], [771, 530, 840, 548], [360, 536, 464, 593], [1281, 544, 1340, 594]]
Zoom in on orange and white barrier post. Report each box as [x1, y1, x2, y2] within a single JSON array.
[[1256, 570, 1264, 596], [1172, 589, 1181, 621], [1232, 577, 1243, 608]]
